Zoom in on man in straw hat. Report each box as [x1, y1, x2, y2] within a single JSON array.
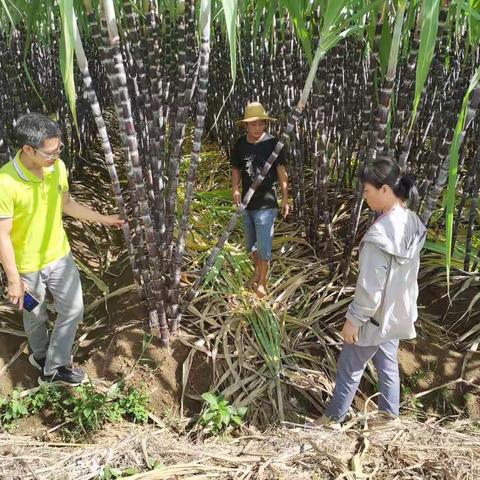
[[231, 102, 289, 298]]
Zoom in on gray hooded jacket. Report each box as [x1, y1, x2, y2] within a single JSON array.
[[346, 207, 427, 346]]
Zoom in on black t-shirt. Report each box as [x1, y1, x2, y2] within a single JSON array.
[[231, 133, 285, 210]]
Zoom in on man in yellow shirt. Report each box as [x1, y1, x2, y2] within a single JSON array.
[[0, 113, 124, 385]]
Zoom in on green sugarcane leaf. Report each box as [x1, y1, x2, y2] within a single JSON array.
[[405, 0, 419, 32], [321, 0, 347, 36], [445, 67, 480, 289], [204, 252, 224, 285], [23, 0, 41, 53], [201, 391, 219, 406], [59, 0, 79, 139], [281, 0, 313, 63], [462, 0, 480, 21], [0, 0, 15, 30], [221, 0, 237, 82], [424, 239, 471, 263], [379, 14, 392, 76], [467, 0, 480, 45], [75, 257, 109, 294], [412, 0, 440, 122], [367, 1, 379, 49], [253, 0, 266, 37], [263, 0, 278, 39], [386, 0, 406, 80], [20, 0, 46, 109], [320, 0, 385, 59]]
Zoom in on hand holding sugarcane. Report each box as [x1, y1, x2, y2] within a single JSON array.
[[99, 214, 125, 228]]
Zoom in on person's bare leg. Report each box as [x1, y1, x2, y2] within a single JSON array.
[[255, 259, 269, 298], [252, 252, 261, 285], [245, 252, 261, 289]]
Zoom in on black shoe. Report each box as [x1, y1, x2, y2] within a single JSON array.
[[29, 353, 46, 372], [38, 365, 86, 386]]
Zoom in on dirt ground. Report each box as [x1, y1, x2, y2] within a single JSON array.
[[0, 301, 212, 436], [399, 338, 480, 418], [2, 315, 479, 437]]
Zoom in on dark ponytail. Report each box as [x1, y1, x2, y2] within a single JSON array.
[[395, 173, 419, 209], [359, 159, 419, 209]]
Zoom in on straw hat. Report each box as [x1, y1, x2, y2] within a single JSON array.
[[236, 102, 276, 126]]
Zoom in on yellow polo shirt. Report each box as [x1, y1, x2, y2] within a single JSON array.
[[0, 151, 70, 273]]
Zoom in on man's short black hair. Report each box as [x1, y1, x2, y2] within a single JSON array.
[[13, 113, 62, 149]]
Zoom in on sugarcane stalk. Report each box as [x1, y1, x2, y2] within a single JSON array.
[[374, 1, 406, 162], [463, 147, 480, 271], [420, 85, 480, 226], [122, 0, 156, 206], [72, 9, 140, 290], [170, 0, 211, 333], [164, 1, 199, 306], [101, 0, 169, 345]]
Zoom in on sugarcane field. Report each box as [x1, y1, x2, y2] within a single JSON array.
[[1, 0, 480, 478]]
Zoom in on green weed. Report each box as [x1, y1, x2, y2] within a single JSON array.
[[59, 384, 113, 441], [98, 466, 140, 479], [406, 368, 427, 389], [0, 386, 62, 429], [199, 392, 247, 435], [401, 384, 424, 414], [0, 383, 150, 440], [0, 390, 29, 427], [108, 385, 149, 424], [98, 459, 163, 479]]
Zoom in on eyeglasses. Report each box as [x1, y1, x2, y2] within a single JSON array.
[[34, 142, 65, 160]]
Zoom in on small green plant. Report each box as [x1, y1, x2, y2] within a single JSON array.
[[98, 459, 163, 479], [0, 386, 62, 430], [401, 384, 424, 414], [0, 390, 29, 427], [107, 384, 149, 424], [59, 384, 112, 440], [59, 383, 150, 441], [405, 368, 427, 389], [29, 385, 62, 412], [0, 383, 150, 440], [199, 392, 247, 434], [115, 387, 149, 423], [98, 466, 140, 479]]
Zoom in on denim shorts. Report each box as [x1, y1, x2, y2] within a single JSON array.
[[242, 208, 277, 261]]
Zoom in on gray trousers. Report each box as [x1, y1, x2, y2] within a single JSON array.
[[21, 253, 84, 375], [324, 339, 400, 422]]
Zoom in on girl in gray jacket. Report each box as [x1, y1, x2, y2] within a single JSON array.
[[318, 159, 426, 426]]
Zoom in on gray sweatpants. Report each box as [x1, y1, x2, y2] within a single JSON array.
[[21, 253, 84, 376], [324, 339, 400, 422]]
